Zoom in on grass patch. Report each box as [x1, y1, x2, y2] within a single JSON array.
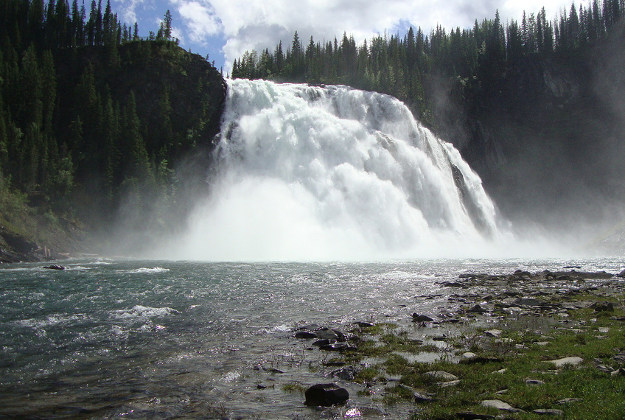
[[333, 287, 625, 419]]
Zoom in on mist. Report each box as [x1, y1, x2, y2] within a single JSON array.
[[137, 79, 595, 262]]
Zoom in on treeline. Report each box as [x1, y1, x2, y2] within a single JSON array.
[[232, 0, 624, 124], [0, 0, 223, 226]]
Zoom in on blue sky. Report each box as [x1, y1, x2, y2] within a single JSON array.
[[112, 0, 575, 74]]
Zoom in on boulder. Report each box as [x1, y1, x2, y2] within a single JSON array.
[[295, 331, 317, 339], [304, 383, 349, 406], [412, 313, 434, 322]]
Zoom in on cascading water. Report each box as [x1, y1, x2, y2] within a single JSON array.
[[169, 79, 503, 261]]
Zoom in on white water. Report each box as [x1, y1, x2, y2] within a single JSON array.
[[168, 79, 510, 261]]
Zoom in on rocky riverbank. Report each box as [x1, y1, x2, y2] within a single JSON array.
[[282, 268, 625, 419]]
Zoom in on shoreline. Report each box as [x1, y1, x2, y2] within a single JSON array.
[[287, 269, 625, 419]]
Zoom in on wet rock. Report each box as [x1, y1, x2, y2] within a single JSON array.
[[295, 331, 317, 339], [546, 356, 583, 368], [591, 301, 614, 312], [441, 281, 466, 287], [481, 399, 520, 412], [304, 383, 349, 406], [533, 408, 564, 416], [331, 366, 359, 381], [467, 304, 486, 314], [44, 264, 65, 270], [412, 313, 434, 322], [397, 384, 435, 402], [319, 342, 356, 352], [315, 328, 345, 342], [313, 339, 331, 347]]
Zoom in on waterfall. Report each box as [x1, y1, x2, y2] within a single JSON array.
[[172, 79, 503, 261]]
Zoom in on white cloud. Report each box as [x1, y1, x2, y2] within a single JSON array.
[[114, 0, 149, 23], [174, 0, 222, 43]]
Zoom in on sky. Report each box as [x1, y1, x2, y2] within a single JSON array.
[[112, 0, 576, 73]]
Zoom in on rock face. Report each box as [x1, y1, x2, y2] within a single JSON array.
[[304, 383, 349, 406]]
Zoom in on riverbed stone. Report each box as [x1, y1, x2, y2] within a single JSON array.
[[525, 379, 545, 385], [425, 371, 458, 381], [533, 408, 564, 416], [546, 356, 583, 368], [484, 329, 502, 338], [412, 313, 434, 322], [304, 383, 349, 406], [480, 399, 519, 412]]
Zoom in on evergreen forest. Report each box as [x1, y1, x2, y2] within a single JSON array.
[[0, 0, 225, 260]]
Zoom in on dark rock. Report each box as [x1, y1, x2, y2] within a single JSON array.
[[412, 313, 434, 322], [313, 339, 331, 347], [304, 383, 349, 406], [319, 342, 356, 352], [591, 301, 614, 312], [413, 391, 436, 403], [256, 384, 267, 389], [295, 331, 317, 339], [315, 328, 345, 342], [618, 269, 625, 278], [331, 365, 359, 381], [459, 356, 504, 364], [456, 413, 496, 420], [441, 281, 466, 287], [324, 362, 346, 369], [467, 304, 486, 314], [44, 264, 65, 270], [353, 321, 374, 328]]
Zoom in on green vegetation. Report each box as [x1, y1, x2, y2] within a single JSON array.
[[0, 0, 225, 258], [327, 290, 625, 419], [232, 0, 624, 127]]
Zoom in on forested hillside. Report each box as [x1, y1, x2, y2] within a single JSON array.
[[233, 0, 625, 229], [0, 0, 226, 261]]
